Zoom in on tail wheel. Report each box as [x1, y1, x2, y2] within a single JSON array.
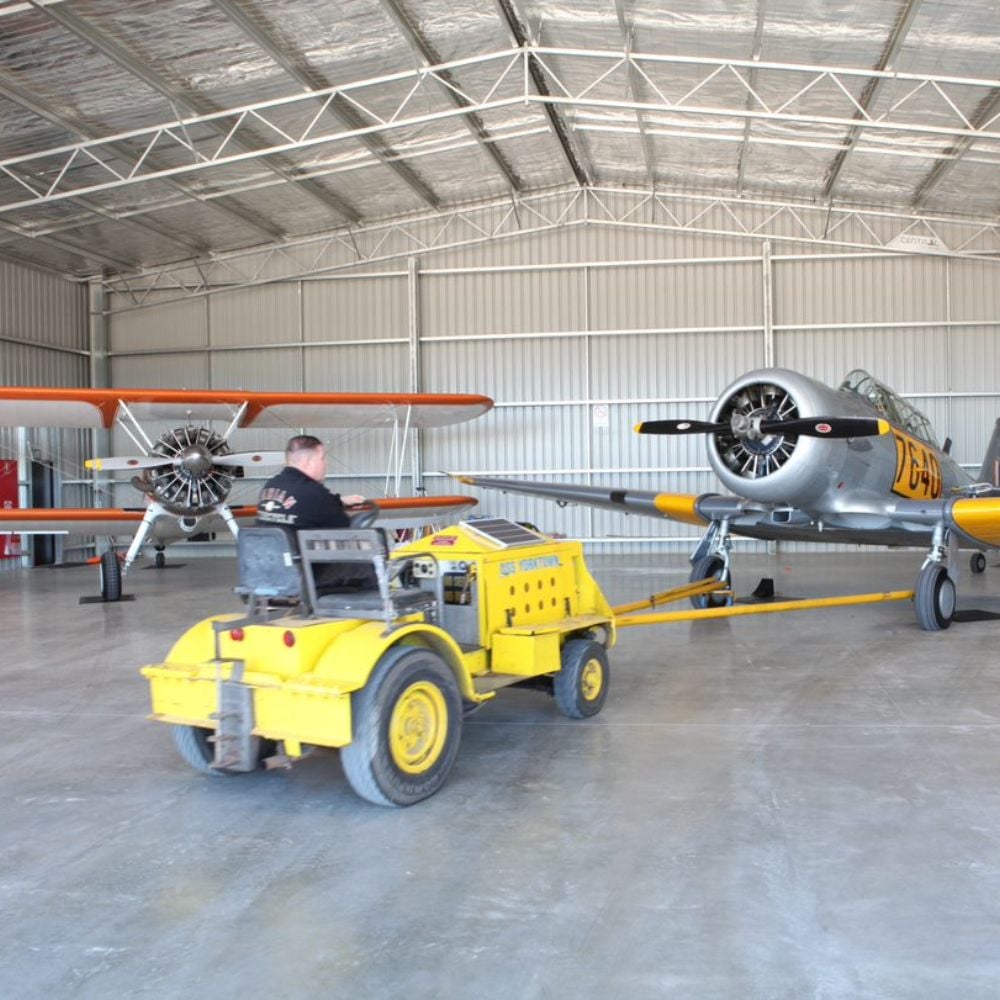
[[99, 549, 122, 602], [554, 639, 609, 719], [340, 647, 462, 806], [971, 552, 987, 574], [689, 555, 732, 609], [915, 564, 956, 631]]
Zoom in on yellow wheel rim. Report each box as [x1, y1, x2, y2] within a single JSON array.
[[580, 658, 604, 702], [389, 681, 449, 775]]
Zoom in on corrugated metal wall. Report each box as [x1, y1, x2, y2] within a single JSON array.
[[0, 260, 89, 569], [103, 229, 1000, 555]]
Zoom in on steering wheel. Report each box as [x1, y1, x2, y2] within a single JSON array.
[[348, 500, 380, 528]]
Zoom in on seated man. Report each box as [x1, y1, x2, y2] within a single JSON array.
[[256, 434, 375, 591]]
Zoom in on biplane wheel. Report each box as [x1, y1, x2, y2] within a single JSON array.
[[348, 501, 380, 529], [971, 551, 987, 574], [554, 639, 609, 719], [154, 549, 166, 569], [99, 549, 122, 602], [689, 555, 733, 609], [171, 725, 272, 776], [915, 564, 956, 631], [340, 646, 461, 807]]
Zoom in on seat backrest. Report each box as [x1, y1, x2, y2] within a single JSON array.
[[297, 528, 390, 566], [237, 526, 301, 598]]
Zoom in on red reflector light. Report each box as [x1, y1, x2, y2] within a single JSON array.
[[283, 630, 296, 648], [229, 628, 244, 641]]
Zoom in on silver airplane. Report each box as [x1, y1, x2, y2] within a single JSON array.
[[459, 368, 1000, 631]]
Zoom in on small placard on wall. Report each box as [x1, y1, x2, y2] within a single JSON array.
[[592, 404, 609, 430]]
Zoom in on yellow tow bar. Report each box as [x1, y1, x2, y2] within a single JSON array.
[[614, 589, 915, 628]]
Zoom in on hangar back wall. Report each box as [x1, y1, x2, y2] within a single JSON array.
[[5, 223, 1000, 556]]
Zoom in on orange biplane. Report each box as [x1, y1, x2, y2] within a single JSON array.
[[0, 386, 492, 601]]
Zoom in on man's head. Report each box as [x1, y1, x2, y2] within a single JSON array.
[[285, 434, 327, 482]]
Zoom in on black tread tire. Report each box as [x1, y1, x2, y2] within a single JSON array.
[[554, 639, 609, 719], [154, 550, 166, 569], [915, 564, 956, 631], [971, 551, 987, 574], [100, 549, 122, 602], [689, 555, 732, 609], [340, 646, 462, 807], [171, 724, 269, 776]]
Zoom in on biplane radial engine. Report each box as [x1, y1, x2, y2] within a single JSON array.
[[0, 386, 493, 601], [459, 368, 1000, 632]]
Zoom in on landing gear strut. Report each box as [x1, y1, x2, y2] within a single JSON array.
[[688, 520, 734, 609], [915, 526, 956, 631]]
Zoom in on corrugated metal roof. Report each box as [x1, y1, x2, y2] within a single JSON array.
[[1, 0, 999, 279]]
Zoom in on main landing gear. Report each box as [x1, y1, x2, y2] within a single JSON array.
[[688, 520, 734, 609], [915, 527, 957, 631]]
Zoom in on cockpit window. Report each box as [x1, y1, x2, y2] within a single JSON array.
[[839, 369, 939, 447]]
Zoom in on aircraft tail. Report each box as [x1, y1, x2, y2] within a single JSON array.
[[977, 418, 1000, 486]]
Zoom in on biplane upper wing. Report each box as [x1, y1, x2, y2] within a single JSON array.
[[0, 387, 493, 429], [0, 496, 478, 538]]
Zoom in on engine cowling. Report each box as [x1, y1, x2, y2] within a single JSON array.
[[146, 426, 235, 516], [706, 369, 849, 508]]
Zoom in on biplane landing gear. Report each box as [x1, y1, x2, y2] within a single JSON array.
[[915, 527, 956, 631], [99, 549, 123, 602], [971, 551, 987, 574]]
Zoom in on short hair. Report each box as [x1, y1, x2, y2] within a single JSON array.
[[285, 434, 324, 461]]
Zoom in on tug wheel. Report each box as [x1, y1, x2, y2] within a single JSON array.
[[915, 563, 956, 631], [171, 725, 272, 776], [99, 550, 122, 602], [554, 639, 609, 719], [340, 647, 462, 807], [689, 555, 732, 609]]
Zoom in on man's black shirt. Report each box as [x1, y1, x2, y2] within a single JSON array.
[[256, 466, 350, 530]]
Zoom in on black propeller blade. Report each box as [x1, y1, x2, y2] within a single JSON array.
[[635, 419, 726, 435], [635, 416, 889, 438], [757, 416, 889, 438]]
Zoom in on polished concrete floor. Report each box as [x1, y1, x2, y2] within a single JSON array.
[[3, 550, 1000, 999]]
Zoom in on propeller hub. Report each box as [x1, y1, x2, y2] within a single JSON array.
[[178, 445, 214, 477], [147, 427, 234, 516]]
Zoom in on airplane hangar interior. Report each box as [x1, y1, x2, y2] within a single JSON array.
[[4, 1, 1000, 996]]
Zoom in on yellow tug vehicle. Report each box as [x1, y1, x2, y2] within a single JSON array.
[[141, 518, 616, 807]]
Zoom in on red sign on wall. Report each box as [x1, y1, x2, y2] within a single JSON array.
[[0, 460, 19, 559]]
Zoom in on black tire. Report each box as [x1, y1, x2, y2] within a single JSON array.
[[340, 646, 462, 806], [349, 501, 380, 528], [971, 551, 987, 574], [915, 563, 956, 631], [99, 549, 122, 602], [554, 639, 609, 719], [689, 555, 732, 609], [171, 724, 271, 776], [154, 550, 166, 569]]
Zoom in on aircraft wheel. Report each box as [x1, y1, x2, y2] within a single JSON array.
[[915, 564, 956, 631], [689, 555, 733, 609], [971, 551, 987, 574], [554, 638, 609, 719], [171, 725, 271, 776], [340, 646, 462, 807], [99, 549, 122, 602], [154, 550, 166, 569]]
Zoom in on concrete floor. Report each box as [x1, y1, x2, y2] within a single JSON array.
[[3, 550, 1000, 999]]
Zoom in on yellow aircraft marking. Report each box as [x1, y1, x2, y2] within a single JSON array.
[[652, 493, 707, 525], [890, 429, 942, 500], [951, 498, 1000, 548]]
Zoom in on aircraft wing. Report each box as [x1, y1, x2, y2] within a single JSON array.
[[0, 496, 478, 539], [0, 387, 493, 430], [454, 475, 769, 526], [893, 496, 1000, 549]]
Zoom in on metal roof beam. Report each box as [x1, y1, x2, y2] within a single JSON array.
[[32, 0, 360, 227], [913, 86, 1000, 207], [492, 1, 593, 186], [613, 0, 657, 189], [211, 0, 439, 209], [376, 0, 521, 192], [735, 0, 768, 196], [822, 0, 923, 202]]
